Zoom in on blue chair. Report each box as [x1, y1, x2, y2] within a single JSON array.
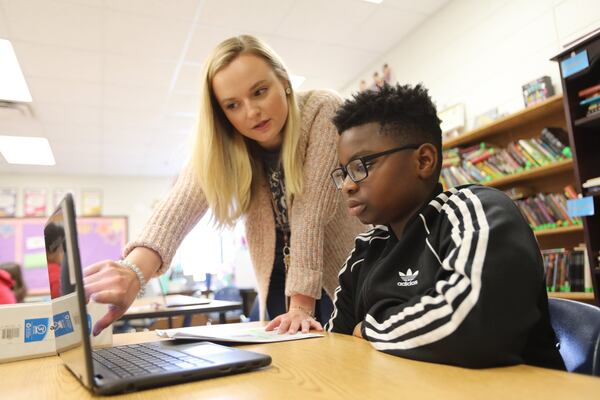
[[548, 297, 600, 376], [211, 286, 246, 322]]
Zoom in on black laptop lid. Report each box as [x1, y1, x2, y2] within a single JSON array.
[[45, 193, 95, 388]]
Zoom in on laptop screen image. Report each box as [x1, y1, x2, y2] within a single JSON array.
[[44, 193, 96, 388]]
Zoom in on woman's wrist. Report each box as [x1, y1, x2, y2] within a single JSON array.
[[116, 259, 147, 298], [289, 293, 316, 315], [125, 247, 162, 283]]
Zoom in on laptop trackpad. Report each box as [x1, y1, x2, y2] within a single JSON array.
[[181, 343, 233, 358]]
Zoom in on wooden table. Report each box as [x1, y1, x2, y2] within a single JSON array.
[[2, 322, 599, 399], [121, 296, 242, 326]]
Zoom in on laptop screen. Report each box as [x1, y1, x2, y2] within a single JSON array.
[[45, 193, 94, 388]]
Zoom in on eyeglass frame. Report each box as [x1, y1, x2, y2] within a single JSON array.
[[330, 144, 422, 189]]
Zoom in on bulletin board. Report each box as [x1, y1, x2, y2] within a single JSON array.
[[0, 217, 128, 292]]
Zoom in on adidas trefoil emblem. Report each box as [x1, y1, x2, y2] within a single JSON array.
[[398, 268, 419, 287]]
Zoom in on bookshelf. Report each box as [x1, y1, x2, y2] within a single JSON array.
[[441, 93, 590, 301], [482, 159, 573, 189], [442, 95, 565, 150], [442, 95, 582, 248], [552, 30, 600, 307]]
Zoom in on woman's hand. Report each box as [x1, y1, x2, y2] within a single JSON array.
[[265, 307, 323, 334], [83, 260, 141, 336], [265, 293, 323, 334], [84, 248, 160, 336]]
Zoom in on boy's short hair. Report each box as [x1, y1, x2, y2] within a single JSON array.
[[333, 83, 443, 175]]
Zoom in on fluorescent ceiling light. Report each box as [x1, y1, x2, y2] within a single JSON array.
[[363, 0, 383, 4], [290, 74, 306, 90], [0, 39, 32, 103], [0, 136, 55, 165]]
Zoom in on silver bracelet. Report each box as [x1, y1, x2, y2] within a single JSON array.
[[116, 259, 146, 298]]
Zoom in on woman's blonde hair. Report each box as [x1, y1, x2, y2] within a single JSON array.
[[192, 35, 303, 228]]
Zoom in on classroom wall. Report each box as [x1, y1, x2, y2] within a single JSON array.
[[341, 0, 600, 131], [0, 172, 172, 241]]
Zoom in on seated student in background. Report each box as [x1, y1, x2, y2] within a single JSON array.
[[0, 263, 27, 302], [325, 84, 565, 370], [0, 268, 17, 304], [43, 223, 66, 299]]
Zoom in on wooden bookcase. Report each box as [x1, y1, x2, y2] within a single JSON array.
[[442, 94, 590, 303], [552, 30, 600, 306]]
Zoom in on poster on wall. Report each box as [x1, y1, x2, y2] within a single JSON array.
[[0, 216, 128, 292], [82, 189, 102, 216], [0, 188, 17, 217], [23, 188, 47, 217]]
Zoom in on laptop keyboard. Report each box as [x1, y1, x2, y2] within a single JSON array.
[[92, 342, 212, 378]]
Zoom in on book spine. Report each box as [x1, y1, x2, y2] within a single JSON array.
[[519, 139, 546, 166], [530, 138, 557, 162], [533, 197, 555, 224], [546, 194, 569, 224], [564, 184, 578, 199], [513, 142, 536, 168]]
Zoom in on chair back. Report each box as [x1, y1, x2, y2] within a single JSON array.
[[548, 297, 600, 376]]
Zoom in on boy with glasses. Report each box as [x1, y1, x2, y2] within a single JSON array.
[[325, 84, 564, 370]]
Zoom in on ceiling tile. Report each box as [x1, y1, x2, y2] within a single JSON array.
[[26, 77, 103, 106], [33, 102, 102, 126], [0, 117, 44, 136], [166, 93, 199, 116], [383, 0, 449, 14], [198, 0, 295, 33], [104, 54, 177, 89], [14, 41, 102, 83], [103, 84, 166, 112], [44, 123, 102, 143], [277, 0, 374, 44], [3, 0, 103, 51], [105, 10, 191, 60], [101, 108, 164, 133], [343, 6, 426, 52], [184, 25, 245, 64], [105, 0, 200, 21], [0, 2, 9, 37], [172, 64, 203, 94]]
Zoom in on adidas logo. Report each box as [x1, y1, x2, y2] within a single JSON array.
[[397, 268, 419, 287]]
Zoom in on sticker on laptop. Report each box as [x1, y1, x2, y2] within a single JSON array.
[[24, 318, 50, 343], [53, 311, 74, 337]]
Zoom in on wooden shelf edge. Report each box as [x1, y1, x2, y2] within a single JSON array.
[[482, 159, 573, 188], [548, 292, 595, 302], [442, 95, 564, 149], [574, 111, 600, 127], [534, 225, 584, 237]]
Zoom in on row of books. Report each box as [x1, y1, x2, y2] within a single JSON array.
[[542, 246, 592, 293], [441, 128, 572, 188], [578, 83, 600, 117], [513, 189, 581, 231]]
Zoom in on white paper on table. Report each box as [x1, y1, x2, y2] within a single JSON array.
[[156, 324, 324, 343]]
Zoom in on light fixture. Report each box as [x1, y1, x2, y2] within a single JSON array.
[[289, 74, 306, 90], [0, 136, 55, 165], [0, 39, 32, 103], [363, 0, 383, 4]]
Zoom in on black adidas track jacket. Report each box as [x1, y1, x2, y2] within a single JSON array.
[[326, 184, 565, 370]]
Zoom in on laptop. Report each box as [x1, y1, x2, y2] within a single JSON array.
[[157, 278, 211, 308], [44, 193, 271, 395]]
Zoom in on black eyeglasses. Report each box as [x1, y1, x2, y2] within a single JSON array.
[[330, 144, 421, 189]]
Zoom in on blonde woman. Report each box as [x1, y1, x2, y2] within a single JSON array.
[[84, 35, 364, 335]]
